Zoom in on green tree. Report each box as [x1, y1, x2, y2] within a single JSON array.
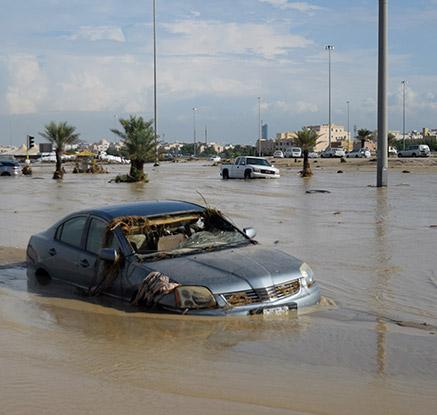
[[111, 115, 155, 182], [39, 121, 80, 179], [356, 128, 373, 149], [387, 132, 396, 147], [294, 128, 320, 177]]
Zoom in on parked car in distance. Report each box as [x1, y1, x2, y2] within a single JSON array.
[[308, 152, 319, 158], [388, 146, 398, 157], [321, 148, 346, 158], [0, 159, 20, 176], [221, 156, 280, 179], [26, 200, 320, 316], [346, 148, 371, 158], [209, 155, 222, 163], [273, 150, 284, 158], [398, 144, 431, 157], [285, 147, 302, 158]]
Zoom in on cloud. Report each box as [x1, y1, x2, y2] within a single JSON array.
[[5, 55, 48, 113], [69, 26, 126, 42], [161, 20, 312, 59], [259, 1, 323, 12]]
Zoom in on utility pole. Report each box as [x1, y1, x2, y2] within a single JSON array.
[[192, 107, 197, 157], [152, 0, 159, 166], [377, 0, 388, 187], [204, 125, 208, 146], [401, 80, 406, 151], [257, 97, 261, 156], [325, 45, 334, 148]]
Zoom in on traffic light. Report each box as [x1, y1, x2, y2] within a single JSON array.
[[28, 135, 35, 149]]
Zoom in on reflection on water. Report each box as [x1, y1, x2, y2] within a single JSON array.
[[374, 189, 390, 377]]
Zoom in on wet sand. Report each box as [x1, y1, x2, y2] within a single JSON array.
[[1, 161, 436, 414]]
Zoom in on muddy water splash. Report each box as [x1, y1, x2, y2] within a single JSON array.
[[1, 163, 436, 414]]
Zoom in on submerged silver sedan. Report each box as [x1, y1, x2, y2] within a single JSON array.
[[26, 200, 320, 316]]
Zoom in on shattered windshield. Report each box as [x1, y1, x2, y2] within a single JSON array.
[[108, 210, 251, 261]]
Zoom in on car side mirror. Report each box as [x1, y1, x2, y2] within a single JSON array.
[[244, 227, 256, 239], [99, 248, 119, 263]]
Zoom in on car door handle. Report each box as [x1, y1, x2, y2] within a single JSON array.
[[79, 259, 90, 268], [48, 248, 56, 256]]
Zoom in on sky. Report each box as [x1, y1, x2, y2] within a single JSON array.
[[0, 0, 436, 146]]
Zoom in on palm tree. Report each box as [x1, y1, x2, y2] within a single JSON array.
[[294, 128, 320, 177], [39, 121, 80, 179], [111, 115, 155, 182], [356, 128, 373, 149]]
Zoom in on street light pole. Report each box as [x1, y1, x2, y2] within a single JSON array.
[[346, 100, 350, 147], [377, 0, 388, 187], [152, 0, 159, 166], [401, 80, 406, 151], [257, 97, 261, 156], [325, 45, 334, 148], [192, 107, 197, 157]]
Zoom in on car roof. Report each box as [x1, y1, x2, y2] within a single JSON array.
[[81, 200, 205, 221]]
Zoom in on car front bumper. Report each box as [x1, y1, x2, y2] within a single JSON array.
[[165, 282, 320, 316], [251, 172, 280, 179]]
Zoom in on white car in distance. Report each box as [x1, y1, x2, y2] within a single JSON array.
[[321, 148, 346, 158], [221, 156, 280, 179], [346, 148, 371, 158], [285, 147, 302, 158], [273, 150, 284, 158]]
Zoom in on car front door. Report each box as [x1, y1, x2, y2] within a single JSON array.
[[78, 217, 123, 295], [236, 157, 246, 178]]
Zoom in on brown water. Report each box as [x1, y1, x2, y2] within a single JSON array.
[[0, 162, 436, 414]]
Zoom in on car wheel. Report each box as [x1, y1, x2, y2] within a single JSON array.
[[355, 155, 359, 158], [222, 169, 229, 180], [244, 169, 252, 179], [1, 172, 11, 176], [35, 268, 52, 285], [412, 153, 416, 157]]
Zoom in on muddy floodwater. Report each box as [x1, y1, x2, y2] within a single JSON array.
[[1, 162, 436, 415]]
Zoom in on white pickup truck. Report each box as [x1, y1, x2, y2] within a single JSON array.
[[220, 156, 280, 179]]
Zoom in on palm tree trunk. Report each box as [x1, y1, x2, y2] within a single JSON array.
[[53, 149, 64, 179], [129, 160, 145, 182], [361, 139, 365, 148], [301, 149, 312, 177]]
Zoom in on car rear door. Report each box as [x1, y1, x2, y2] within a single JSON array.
[[47, 215, 88, 283]]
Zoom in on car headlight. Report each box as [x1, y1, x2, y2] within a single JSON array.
[[299, 262, 314, 288], [175, 286, 217, 309]]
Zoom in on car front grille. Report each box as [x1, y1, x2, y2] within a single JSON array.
[[223, 279, 300, 306], [260, 169, 274, 174]]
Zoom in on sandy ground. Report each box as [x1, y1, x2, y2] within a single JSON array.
[[271, 154, 437, 172], [1, 160, 436, 415]]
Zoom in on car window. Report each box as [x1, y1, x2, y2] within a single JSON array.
[[86, 219, 108, 254], [58, 216, 87, 248]]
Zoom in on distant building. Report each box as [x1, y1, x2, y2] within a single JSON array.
[[91, 139, 110, 153], [256, 139, 275, 156], [261, 123, 268, 140], [305, 124, 350, 152]]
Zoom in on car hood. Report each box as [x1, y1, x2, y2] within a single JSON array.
[[141, 244, 303, 294]]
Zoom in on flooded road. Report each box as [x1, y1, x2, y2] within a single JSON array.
[[1, 162, 436, 414]]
